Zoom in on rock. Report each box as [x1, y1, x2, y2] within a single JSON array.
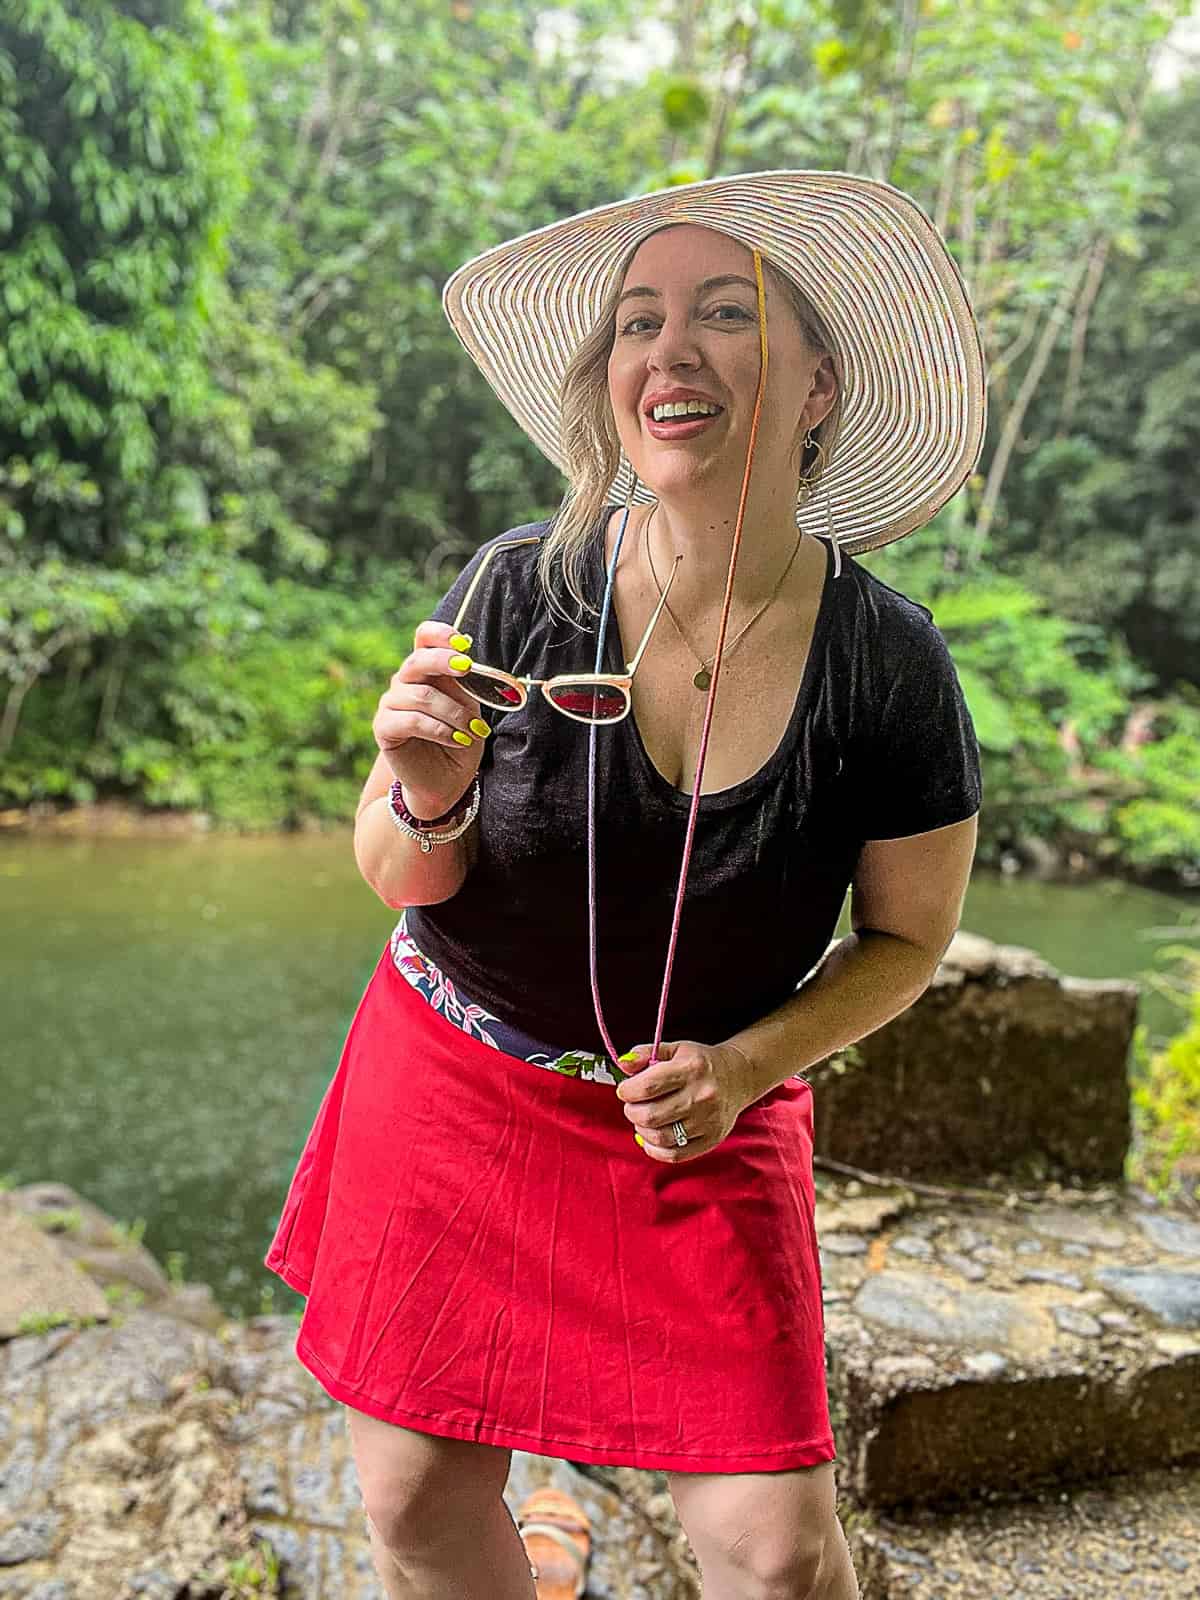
[[1136, 1212, 1200, 1257], [820, 1232, 870, 1255], [1052, 1305, 1103, 1338], [815, 1193, 913, 1234], [1154, 1333, 1200, 1358], [1029, 1208, 1129, 1250], [853, 1271, 1053, 1357], [808, 932, 1136, 1185], [938, 1250, 988, 1282], [0, 1201, 111, 1340], [1095, 1268, 1200, 1328], [961, 1350, 1008, 1379], [1017, 1267, 1086, 1290], [71, 1246, 171, 1303], [873, 1355, 938, 1384], [890, 1234, 934, 1259]]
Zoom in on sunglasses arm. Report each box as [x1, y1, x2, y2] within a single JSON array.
[[625, 553, 683, 674], [451, 535, 542, 635]]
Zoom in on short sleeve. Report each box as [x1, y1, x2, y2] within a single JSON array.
[[858, 616, 982, 842]]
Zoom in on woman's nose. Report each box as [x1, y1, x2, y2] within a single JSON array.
[[647, 316, 703, 372]]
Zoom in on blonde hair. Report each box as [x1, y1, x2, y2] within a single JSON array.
[[536, 223, 845, 624]]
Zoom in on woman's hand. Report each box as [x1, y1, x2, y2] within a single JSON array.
[[372, 620, 491, 819], [614, 1040, 755, 1163]]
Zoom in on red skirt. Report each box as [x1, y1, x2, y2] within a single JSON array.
[[264, 944, 835, 1473]]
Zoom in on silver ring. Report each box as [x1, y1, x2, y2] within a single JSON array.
[[670, 1120, 688, 1147]]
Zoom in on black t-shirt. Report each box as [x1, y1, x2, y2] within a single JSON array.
[[407, 508, 982, 1056]]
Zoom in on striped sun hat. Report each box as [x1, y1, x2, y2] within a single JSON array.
[[442, 169, 988, 556]]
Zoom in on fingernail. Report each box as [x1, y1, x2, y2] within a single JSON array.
[[634, 1134, 645, 1148], [618, 1050, 640, 1063], [449, 633, 472, 651], [452, 730, 474, 747], [469, 718, 490, 738], [449, 654, 473, 673]]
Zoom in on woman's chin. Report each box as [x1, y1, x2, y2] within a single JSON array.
[[631, 460, 731, 503]]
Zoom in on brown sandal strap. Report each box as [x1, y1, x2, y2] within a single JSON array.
[[518, 1521, 588, 1596]]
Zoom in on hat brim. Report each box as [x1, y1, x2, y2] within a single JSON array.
[[442, 170, 988, 556]]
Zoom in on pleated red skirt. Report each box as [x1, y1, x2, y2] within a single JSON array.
[[264, 944, 835, 1473]]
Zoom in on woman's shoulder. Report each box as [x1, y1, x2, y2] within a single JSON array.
[[835, 552, 936, 632], [832, 552, 959, 668]]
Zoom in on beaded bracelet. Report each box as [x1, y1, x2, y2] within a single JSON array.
[[387, 777, 481, 854]]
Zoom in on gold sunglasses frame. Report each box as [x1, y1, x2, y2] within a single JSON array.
[[450, 533, 681, 725]]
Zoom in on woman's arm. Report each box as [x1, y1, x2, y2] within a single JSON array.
[[353, 749, 480, 908], [724, 814, 978, 1106]]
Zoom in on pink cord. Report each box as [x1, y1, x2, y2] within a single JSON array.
[[588, 250, 772, 1071]]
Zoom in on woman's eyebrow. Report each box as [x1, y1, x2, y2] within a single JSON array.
[[616, 273, 758, 308]]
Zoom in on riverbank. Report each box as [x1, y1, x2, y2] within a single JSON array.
[[5, 799, 1199, 896]]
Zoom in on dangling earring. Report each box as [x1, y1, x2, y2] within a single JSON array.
[[798, 429, 825, 495], [798, 427, 842, 578]]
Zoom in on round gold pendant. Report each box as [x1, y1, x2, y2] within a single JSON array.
[[693, 667, 712, 690]]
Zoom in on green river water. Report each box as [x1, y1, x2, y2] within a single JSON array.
[[1, 833, 1195, 1319]]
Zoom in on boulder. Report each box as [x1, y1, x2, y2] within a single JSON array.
[[808, 931, 1137, 1185]]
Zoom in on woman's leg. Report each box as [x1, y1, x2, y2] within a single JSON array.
[[346, 1405, 537, 1600], [665, 1460, 859, 1600]]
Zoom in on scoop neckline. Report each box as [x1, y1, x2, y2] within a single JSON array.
[[595, 507, 837, 813]]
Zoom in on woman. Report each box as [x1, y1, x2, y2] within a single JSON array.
[[265, 170, 986, 1600]]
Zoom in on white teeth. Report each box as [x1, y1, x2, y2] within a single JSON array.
[[651, 400, 721, 421]]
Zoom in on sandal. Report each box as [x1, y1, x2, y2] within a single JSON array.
[[516, 1486, 592, 1598]]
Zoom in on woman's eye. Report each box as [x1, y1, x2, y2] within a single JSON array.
[[619, 304, 753, 336]]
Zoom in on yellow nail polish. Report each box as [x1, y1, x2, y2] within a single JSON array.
[[634, 1134, 645, 1148], [449, 654, 472, 672], [452, 730, 474, 747], [450, 633, 472, 651], [469, 718, 490, 739], [618, 1050, 639, 1063]]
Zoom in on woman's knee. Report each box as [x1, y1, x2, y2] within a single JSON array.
[[665, 1460, 839, 1599], [345, 1405, 512, 1552]]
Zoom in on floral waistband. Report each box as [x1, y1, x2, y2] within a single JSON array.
[[389, 913, 620, 1085]]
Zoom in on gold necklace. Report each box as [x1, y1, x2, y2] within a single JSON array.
[[642, 505, 805, 690]]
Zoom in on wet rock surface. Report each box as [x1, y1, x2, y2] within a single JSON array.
[[817, 1176, 1200, 1511]]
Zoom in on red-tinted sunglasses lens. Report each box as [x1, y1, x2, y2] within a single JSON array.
[[545, 682, 628, 722], [461, 670, 522, 709]]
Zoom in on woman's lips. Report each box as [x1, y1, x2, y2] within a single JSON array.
[[644, 410, 724, 441]]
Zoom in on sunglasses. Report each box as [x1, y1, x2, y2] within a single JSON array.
[[449, 533, 681, 724]]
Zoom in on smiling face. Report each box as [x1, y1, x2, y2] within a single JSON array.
[[606, 224, 836, 509]]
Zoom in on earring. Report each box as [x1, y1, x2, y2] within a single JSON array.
[[798, 429, 825, 494]]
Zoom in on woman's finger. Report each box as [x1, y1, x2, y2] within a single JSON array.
[[393, 646, 484, 701], [378, 680, 490, 743], [375, 707, 487, 754], [412, 618, 472, 653]]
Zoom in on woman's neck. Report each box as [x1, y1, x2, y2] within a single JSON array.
[[630, 483, 819, 618]]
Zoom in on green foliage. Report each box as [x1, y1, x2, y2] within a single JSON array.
[[2, 554, 433, 827], [189, 1535, 282, 1600], [1131, 932, 1200, 1200], [0, 0, 249, 554], [0, 0, 1197, 892]]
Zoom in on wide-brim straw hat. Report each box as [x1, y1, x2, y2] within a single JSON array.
[[442, 169, 988, 557]]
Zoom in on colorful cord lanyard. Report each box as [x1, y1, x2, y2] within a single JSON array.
[[587, 247, 773, 1077]]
